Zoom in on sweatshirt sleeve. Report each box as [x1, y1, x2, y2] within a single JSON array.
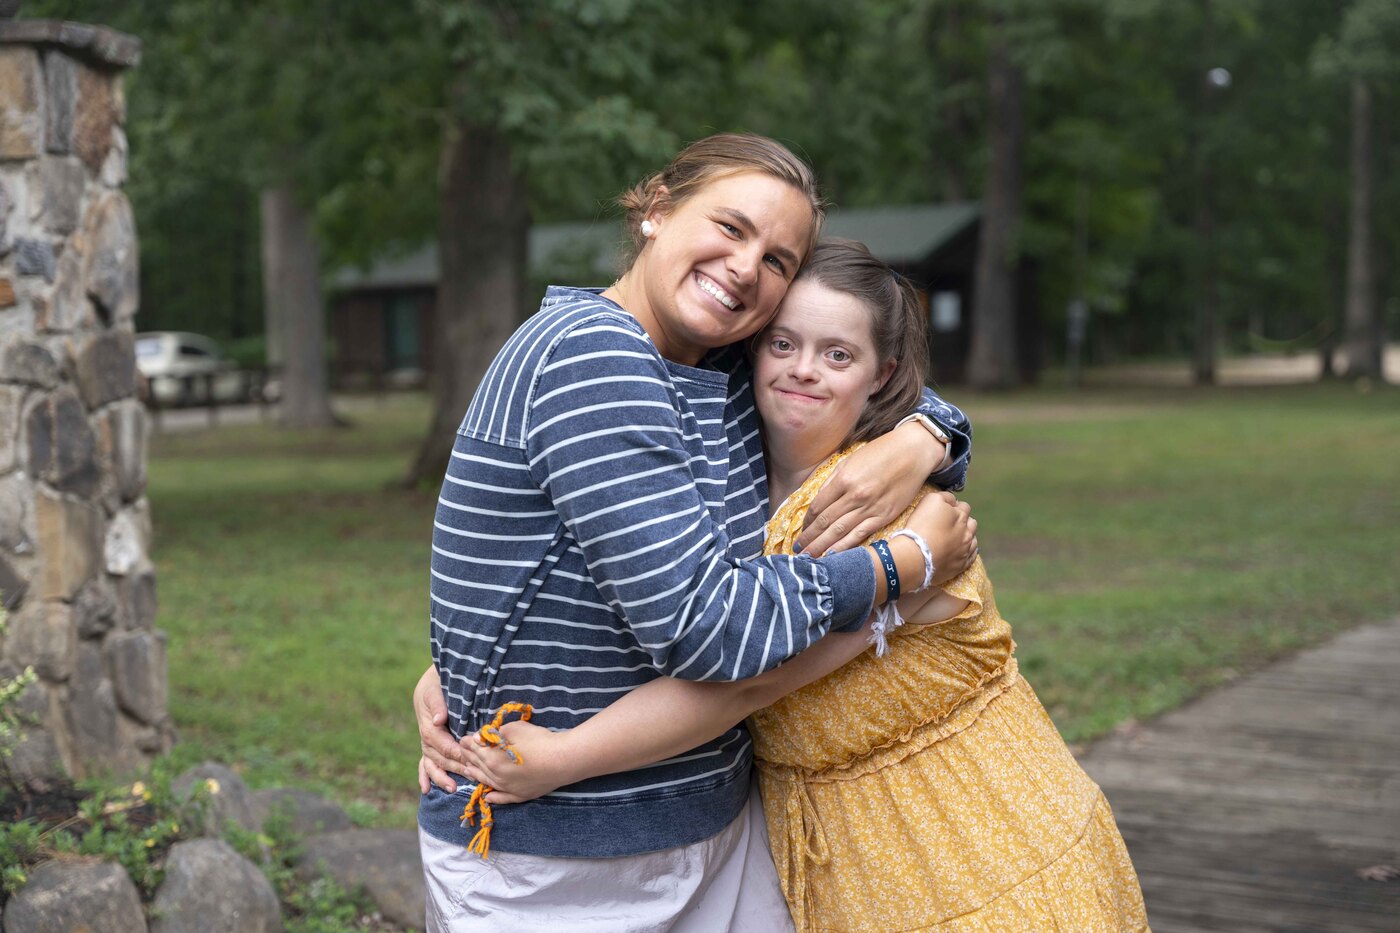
[[524, 319, 875, 683], [915, 386, 973, 492]]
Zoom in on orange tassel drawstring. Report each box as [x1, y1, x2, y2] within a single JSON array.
[[459, 702, 533, 858]]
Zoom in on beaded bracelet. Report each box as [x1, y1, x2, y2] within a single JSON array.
[[870, 539, 900, 602], [890, 528, 934, 592]]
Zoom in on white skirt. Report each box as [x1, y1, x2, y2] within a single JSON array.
[[419, 781, 793, 933]]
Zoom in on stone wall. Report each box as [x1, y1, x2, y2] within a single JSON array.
[[0, 20, 169, 785]]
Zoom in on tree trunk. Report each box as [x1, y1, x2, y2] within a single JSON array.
[[1342, 78, 1381, 380], [1191, 0, 1218, 386], [259, 188, 286, 371], [966, 25, 1024, 390], [260, 184, 336, 428], [1191, 146, 1218, 385], [403, 118, 529, 486]]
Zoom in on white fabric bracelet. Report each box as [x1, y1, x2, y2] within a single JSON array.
[[890, 528, 934, 592], [869, 601, 905, 658]]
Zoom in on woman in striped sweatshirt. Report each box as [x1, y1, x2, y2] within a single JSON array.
[[413, 134, 978, 931]]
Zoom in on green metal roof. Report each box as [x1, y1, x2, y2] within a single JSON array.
[[329, 202, 980, 291]]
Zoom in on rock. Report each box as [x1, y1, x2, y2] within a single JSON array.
[[0, 552, 28, 609], [0, 382, 21, 473], [2, 337, 61, 387], [0, 174, 11, 249], [0, 470, 33, 552], [251, 787, 353, 838], [43, 51, 79, 156], [150, 839, 282, 933], [94, 399, 146, 503], [73, 575, 117, 637], [173, 762, 260, 836], [42, 233, 89, 331], [104, 628, 166, 725], [103, 506, 143, 575], [33, 485, 101, 600], [118, 561, 156, 629], [5, 720, 66, 787], [76, 328, 135, 409], [296, 829, 426, 930], [131, 718, 171, 754], [0, 47, 43, 161], [14, 237, 57, 282], [38, 155, 85, 236], [80, 192, 137, 322], [74, 64, 118, 174], [0, 671, 66, 787], [60, 640, 145, 777], [3, 600, 74, 681], [102, 125, 127, 187], [0, 277, 14, 306], [5, 660, 49, 720], [25, 388, 99, 496], [1, 858, 147, 933]]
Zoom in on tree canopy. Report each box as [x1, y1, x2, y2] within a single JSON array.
[[25, 0, 1396, 374]]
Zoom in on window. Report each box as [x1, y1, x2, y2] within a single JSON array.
[[931, 291, 962, 333]]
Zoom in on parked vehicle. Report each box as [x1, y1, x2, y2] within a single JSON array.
[[135, 332, 252, 407]]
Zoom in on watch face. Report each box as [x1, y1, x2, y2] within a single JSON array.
[[921, 415, 949, 442]]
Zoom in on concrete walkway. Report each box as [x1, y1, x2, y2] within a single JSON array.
[[1078, 617, 1400, 932]]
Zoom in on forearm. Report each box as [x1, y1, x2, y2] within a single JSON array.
[[549, 625, 874, 785]]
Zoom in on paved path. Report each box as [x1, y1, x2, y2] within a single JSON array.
[[1078, 617, 1400, 932]]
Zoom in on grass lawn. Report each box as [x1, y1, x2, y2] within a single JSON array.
[[147, 384, 1400, 825]]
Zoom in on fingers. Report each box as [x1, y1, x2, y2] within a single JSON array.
[[427, 730, 469, 767], [420, 755, 458, 794], [796, 502, 843, 555], [422, 743, 462, 780], [825, 519, 882, 557], [798, 497, 883, 557]]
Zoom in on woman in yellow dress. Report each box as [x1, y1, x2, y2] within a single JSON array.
[[452, 239, 1149, 932]]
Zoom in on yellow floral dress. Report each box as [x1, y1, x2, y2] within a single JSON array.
[[751, 446, 1149, 932]]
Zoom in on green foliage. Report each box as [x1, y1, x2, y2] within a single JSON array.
[[0, 759, 369, 926], [20, 1, 1399, 360], [0, 605, 37, 761]]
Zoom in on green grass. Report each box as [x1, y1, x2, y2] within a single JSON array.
[[147, 384, 1400, 823]]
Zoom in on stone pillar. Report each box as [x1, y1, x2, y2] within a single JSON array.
[[0, 19, 169, 787]]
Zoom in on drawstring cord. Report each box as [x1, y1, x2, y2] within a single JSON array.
[[459, 701, 533, 858]]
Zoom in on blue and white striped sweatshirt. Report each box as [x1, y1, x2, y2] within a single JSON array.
[[418, 286, 972, 857]]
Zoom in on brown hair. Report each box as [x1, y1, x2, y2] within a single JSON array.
[[794, 238, 929, 445], [617, 133, 825, 266]]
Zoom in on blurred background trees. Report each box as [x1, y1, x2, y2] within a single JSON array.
[[25, 0, 1399, 470]]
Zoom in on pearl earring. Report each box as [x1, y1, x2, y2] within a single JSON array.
[[640, 219, 655, 238]]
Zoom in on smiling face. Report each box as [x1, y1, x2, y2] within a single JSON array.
[[629, 171, 815, 365], [754, 278, 896, 466]]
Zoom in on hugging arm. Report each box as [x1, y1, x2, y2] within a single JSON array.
[[459, 497, 975, 804], [459, 617, 877, 804]]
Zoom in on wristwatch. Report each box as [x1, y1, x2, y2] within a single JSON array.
[[897, 413, 952, 467]]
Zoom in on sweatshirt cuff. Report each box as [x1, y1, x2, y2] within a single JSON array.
[[819, 547, 877, 633]]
